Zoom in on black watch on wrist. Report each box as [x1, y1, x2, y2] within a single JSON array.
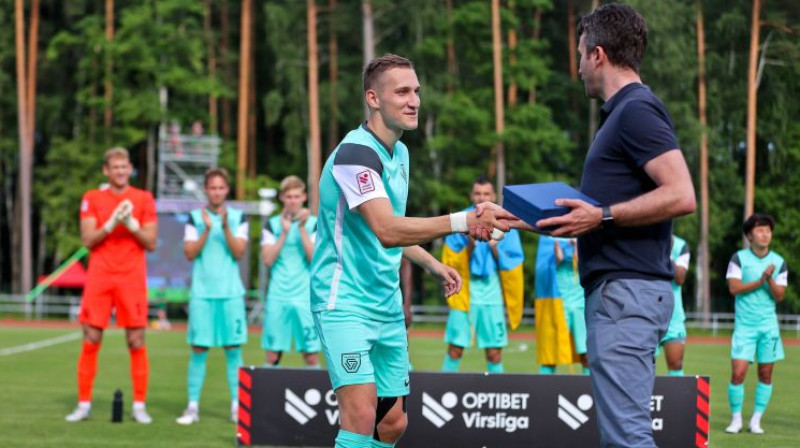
[[600, 205, 614, 229]]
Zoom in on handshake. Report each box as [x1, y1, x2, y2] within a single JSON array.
[[450, 202, 523, 242], [102, 199, 141, 234]]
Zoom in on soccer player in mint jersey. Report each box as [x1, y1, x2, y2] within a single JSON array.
[[311, 54, 508, 448], [261, 175, 320, 368], [656, 235, 690, 376], [553, 237, 589, 374], [725, 213, 787, 435], [176, 168, 249, 425]]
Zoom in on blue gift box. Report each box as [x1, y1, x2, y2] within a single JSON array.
[[502, 182, 600, 230]]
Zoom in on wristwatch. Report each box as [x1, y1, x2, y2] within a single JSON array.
[[600, 205, 614, 229]]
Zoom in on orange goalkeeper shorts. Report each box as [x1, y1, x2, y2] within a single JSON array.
[[79, 277, 148, 329]]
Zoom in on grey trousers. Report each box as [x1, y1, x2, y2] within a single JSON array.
[[586, 279, 673, 448]]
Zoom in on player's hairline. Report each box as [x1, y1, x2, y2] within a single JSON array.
[[103, 147, 130, 165]]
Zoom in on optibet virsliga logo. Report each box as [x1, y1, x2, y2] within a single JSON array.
[[421, 392, 457, 428], [284, 388, 321, 425], [557, 394, 593, 430]]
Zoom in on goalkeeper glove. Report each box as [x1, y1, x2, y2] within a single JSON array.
[[102, 200, 129, 233], [118, 200, 141, 233]]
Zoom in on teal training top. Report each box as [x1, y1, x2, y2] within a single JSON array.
[[726, 248, 788, 328], [310, 124, 410, 322], [262, 215, 317, 303], [185, 207, 248, 299], [554, 237, 585, 309], [670, 235, 690, 324]]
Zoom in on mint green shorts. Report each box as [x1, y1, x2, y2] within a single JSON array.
[[187, 297, 247, 347], [261, 300, 321, 353], [444, 305, 507, 349], [656, 315, 686, 356], [313, 310, 409, 397], [731, 325, 785, 364], [564, 304, 587, 355]]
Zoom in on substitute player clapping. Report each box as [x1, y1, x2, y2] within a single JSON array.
[[66, 147, 158, 424]]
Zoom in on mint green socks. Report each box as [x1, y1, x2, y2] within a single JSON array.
[[187, 350, 208, 403], [335, 430, 372, 447], [728, 382, 744, 414], [668, 369, 684, 376], [487, 362, 504, 373], [754, 382, 773, 414], [539, 365, 556, 374], [225, 347, 243, 402], [441, 355, 461, 372]]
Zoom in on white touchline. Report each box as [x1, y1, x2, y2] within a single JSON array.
[[0, 331, 83, 357]]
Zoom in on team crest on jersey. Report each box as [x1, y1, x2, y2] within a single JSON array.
[[356, 170, 375, 195], [341, 353, 362, 373], [80, 200, 89, 212]]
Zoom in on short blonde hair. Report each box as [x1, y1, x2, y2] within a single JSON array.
[[204, 167, 230, 187], [103, 147, 130, 165], [280, 175, 306, 194]]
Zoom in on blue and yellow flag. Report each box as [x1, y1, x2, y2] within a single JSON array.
[[441, 211, 525, 330], [535, 235, 575, 365]]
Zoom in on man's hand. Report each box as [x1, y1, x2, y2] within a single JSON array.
[[427, 260, 462, 297], [296, 208, 310, 225], [219, 206, 228, 229], [535, 199, 602, 237], [201, 208, 213, 229], [280, 213, 292, 233], [118, 200, 141, 233], [474, 202, 535, 233], [761, 264, 776, 284], [466, 208, 511, 242], [102, 200, 129, 233]]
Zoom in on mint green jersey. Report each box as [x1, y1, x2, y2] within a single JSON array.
[[554, 238, 584, 309], [469, 271, 502, 306], [185, 207, 248, 299], [726, 248, 788, 327], [670, 235, 690, 324], [261, 215, 317, 303], [310, 124, 410, 322]]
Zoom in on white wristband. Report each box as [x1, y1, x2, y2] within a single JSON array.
[[491, 229, 505, 241], [449, 212, 469, 233]]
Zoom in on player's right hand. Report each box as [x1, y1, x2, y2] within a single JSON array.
[[280, 213, 292, 233], [761, 264, 776, 283], [103, 200, 130, 233], [428, 261, 462, 297], [201, 209, 213, 229]]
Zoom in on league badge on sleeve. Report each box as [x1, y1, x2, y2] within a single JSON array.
[[356, 171, 375, 195]]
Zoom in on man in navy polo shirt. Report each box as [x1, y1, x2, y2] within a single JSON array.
[[478, 4, 695, 447]]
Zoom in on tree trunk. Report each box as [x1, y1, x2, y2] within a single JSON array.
[[327, 0, 339, 154], [308, 0, 322, 214], [529, 7, 541, 104], [445, 0, 457, 94], [15, 0, 32, 294], [237, 0, 252, 199], [362, 0, 375, 120], [88, 55, 98, 143], [248, 44, 256, 180], [221, 0, 232, 139], [507, 1, 517, 108], [205, 0, 218, 133], [696, 1, 711, 319], [27, 0, 39, 141], [104, 0, 114, 143], [491, 0, 505, 198], [744, 0, 761, 221], [587, 0, 599, 146], [567, 0, 577, 82]]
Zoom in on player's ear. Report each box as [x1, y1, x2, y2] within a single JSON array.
[[365, 88, 379, 110]]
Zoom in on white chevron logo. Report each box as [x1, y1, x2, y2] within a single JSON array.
[[284, 388, 320, 425], [421, 392, 457, 428], [557, 394, 593, 430]]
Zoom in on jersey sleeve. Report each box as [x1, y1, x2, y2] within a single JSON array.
[[619, 99, 680, 168], [675, 243, 690, 270], [79, 192, 98, 221], [332, 143, 388, 210], [235, 218, 250, 241], [775, 261, 788, 287], [184, 213, 199, 242], [726, 253, 742, 280], [261, 219, 277, 246], [140, 191, 158, 225], [308, 217, 317, 243]]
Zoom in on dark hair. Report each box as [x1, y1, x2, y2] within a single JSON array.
[[743, 213, 775, 235], [204, 167, 230, 187], [363, 54, 414, 92], [473, 175, 493, 187], [577, 3, 648, 72]]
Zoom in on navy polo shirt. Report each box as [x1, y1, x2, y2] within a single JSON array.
[[578, 83, 680, 291]]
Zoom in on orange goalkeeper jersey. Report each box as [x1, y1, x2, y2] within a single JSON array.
[[80, 186, 157, 280]]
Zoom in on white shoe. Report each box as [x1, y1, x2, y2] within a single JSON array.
[[176, 408, 199, 425], [725, 419, 742, 434], [749, 421, 765, 434], [132, 405, 153, 424], [65, 405, 91, 422], [231, 402, 238, 423]]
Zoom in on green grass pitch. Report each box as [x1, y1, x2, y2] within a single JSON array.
[[0, 325, 798, 447]]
